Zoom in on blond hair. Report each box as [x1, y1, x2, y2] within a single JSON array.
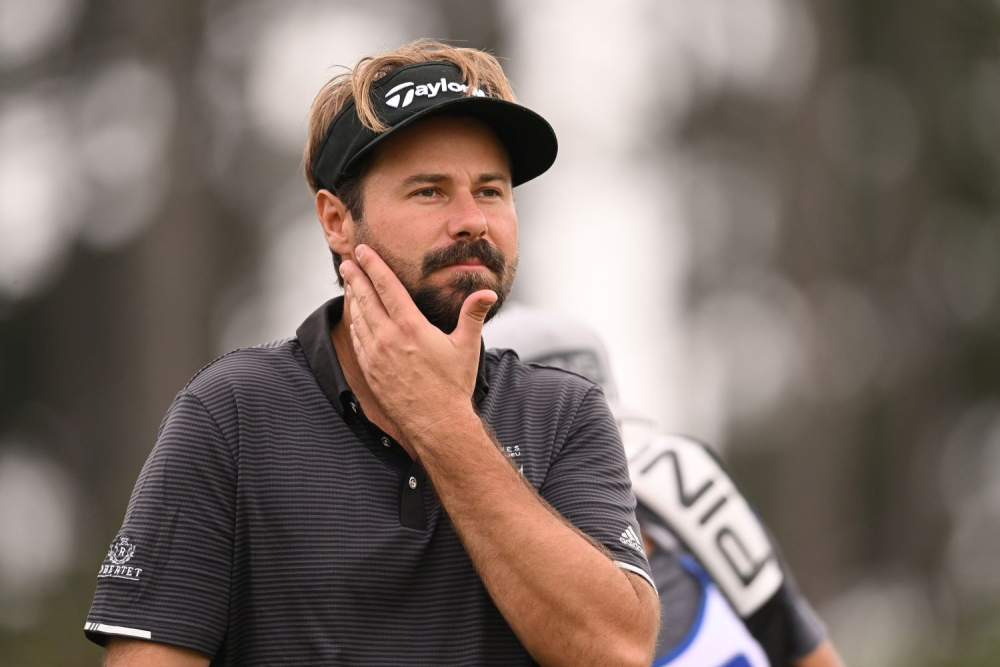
[[303, 39, 518, 194]]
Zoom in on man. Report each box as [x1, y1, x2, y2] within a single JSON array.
[[84, 40, 659, 666], [483, 306, 844, 667]]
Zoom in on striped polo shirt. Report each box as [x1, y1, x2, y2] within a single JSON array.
[[85, 297, 653, 666]]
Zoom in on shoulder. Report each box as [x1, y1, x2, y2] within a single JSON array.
[[182, 337, 305, 401], [485, 346, 599, 396], [483, 347, 612, 436]]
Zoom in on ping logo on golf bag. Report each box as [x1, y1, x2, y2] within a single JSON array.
[[627, 435, 783, 617], [384, 79, 487, 109]]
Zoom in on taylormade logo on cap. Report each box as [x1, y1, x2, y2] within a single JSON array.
[[384, 79, 488, 109]]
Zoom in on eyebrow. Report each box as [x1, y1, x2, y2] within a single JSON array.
[[399, 172, 511, 188], [478, 172, 511, 185]]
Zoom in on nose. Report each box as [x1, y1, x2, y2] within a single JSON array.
[[446, 191, 488, 240]]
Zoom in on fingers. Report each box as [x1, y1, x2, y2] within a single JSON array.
[[345, 283, 375, 349], [343, 283, 375, 384], [348, 317, 369, 372], [340, 256, 390, 335], [452, 289, 498, 347], [352, 244, 420, 321]]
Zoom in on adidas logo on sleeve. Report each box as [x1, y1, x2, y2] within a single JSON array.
[[620, 526, 645, 553]]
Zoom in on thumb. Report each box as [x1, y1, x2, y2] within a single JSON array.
[[453, 289, 498, 344]]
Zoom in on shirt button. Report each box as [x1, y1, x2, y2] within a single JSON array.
[[381, 436, 391, 448], [408, 476, 418, 489], [350, 402, 358, 413]]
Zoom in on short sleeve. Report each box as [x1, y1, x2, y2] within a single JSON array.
[[84, 391, 236, 658], [538, 386, 655, 590]]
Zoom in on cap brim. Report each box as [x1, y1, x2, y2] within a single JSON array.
[[342, 96, 558, 188]]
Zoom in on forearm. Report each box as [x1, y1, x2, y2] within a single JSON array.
[[104, 638, 209, 666], [412, 409, 658, 667]]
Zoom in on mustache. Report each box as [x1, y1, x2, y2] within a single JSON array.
[[421, 239, 506, 278]]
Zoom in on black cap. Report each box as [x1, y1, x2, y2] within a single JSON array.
[[311, 61, 558, 193]]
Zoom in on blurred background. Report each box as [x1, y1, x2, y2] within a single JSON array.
[[1, 0, 999, 664]]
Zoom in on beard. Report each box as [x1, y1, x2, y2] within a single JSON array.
[[353, 228, 517, 334]]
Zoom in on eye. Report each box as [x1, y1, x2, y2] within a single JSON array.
[[409, 186, 442, 200], [478, 187, 503, 198]]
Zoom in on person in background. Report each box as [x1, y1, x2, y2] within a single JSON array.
[[484, 305, 845, 667]]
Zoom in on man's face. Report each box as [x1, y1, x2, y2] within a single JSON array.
[[350, 115, 518, 333]]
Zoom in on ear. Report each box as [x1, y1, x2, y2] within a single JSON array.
[[316, 189, 355, 257]]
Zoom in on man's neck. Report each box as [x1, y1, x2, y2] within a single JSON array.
[[331, 314, 416, 458]]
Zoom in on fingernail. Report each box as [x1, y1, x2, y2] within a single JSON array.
[[355, 245, 365, 260], [344, 284, 352, 297]]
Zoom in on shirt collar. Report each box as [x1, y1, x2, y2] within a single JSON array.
[[296, 296, 490, 416]]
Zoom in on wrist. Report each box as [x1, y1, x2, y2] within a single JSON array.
[[406, 400, 481, 455]]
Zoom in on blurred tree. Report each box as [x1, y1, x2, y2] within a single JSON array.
[[1, 0, 252, 664]]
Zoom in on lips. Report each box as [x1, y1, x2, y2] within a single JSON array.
[[445, 258, 486, 268]]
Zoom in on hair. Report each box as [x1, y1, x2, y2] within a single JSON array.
[[305, 39, 519, 287], [303, 39, 518, 195], [325, 159, 367, 287]]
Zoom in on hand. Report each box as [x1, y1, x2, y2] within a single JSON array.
[[339, 244, 497, 438]]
